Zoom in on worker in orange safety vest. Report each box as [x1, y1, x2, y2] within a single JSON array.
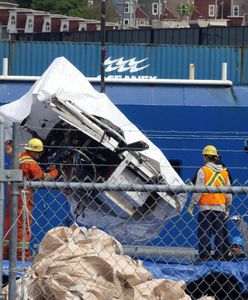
[[3, 138, 59, 260], [188, 145, 232, 261]]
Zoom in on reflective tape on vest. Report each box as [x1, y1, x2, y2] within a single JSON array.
[[3, 239, 29, 249], [199, 166, 228, 206]]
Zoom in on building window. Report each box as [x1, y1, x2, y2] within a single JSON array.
[[28, 19, 33, 29], [209, 5, 215, 17], [137, 19, 148, 26], [233, 5, 239, 16], [245, 14, 248, 25], [124, 19, 129, 25], [62, 24, 68, 32], [79, 23, 86, 31], [181, 4, 187, 15], [152, 3, 159, 15], [25, 16, 34, 32], [45, 21, 50, 31], [124, 3, 129, 13], [7, 12, 17, 33], [10, 15, 16, 25]]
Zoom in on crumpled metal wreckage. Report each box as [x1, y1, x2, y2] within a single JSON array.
[[0, 56, 186, 243]]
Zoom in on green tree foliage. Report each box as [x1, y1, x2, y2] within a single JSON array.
[[176, 3, 197, 18], [72, 5, 119, 22], [15, 0, 32, 8], [14, 0, 118, 22], [30, 0, 88, 14]]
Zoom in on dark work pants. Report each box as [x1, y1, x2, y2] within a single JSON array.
[[198, 210, 225, 259], [222, 218, 230, 257]]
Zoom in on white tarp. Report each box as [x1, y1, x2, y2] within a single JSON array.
[[0, 56, 183, 186], [0, 56, 186, 242]]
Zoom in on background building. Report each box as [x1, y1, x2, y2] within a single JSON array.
[[111, 0, 248, 28], [0, 0, 248, 40]]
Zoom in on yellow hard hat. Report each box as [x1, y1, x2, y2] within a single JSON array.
[[202, 145, 218, 156], [24, 138, 44, 152]]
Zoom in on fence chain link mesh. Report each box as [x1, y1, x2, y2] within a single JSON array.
[[2, 124, 248, 300]]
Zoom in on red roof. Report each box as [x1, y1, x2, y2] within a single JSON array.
[[0, 9, 10, 25], [163, 8, 176, 20], [33, 15, 44, 32], [191, 9, 201, 20], [16, 12, 27, 29], [135, 6, 149, 19]]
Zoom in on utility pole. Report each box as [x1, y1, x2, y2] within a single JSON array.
[[100, 0, 106, 93], [186, 0, 189, 24], [220, 1, 224, 19], [164, 0, 167, 20], [129, 0, 133, 27], [128, 0, 137, 28], [159, 0, 161, 22], [122, 0, 125, 29], [215, 0, 217, 19]]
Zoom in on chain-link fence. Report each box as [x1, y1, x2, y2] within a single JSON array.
[[1, 122, 248, 300]]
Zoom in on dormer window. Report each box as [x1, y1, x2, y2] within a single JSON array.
[[28, 19, 33, 29], [60, 20, 69, 32], [10, 15, 16, 25], [42, 16, 52, 32], [62, 24, 68, 32], [25, 15, 34, 33], [7, 12, 17, 33], [78, 23, 86, 31], [45, 21, 50, 31]]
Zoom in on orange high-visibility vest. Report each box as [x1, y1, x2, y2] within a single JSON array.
[[198, 166, 229, 206], [19, 152, 46, 180], [4, 152, 58, 260]]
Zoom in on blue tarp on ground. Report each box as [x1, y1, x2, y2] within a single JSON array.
[[144, 259, 248, 293], [3, 259, 248, 293]]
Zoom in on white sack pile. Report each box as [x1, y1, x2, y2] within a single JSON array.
[[2, 225, 201, 300]]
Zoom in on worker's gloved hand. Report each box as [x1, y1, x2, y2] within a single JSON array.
[[48, 165, 59, 180], [224, 207, 230, 220], [187, 201, 195, 216]]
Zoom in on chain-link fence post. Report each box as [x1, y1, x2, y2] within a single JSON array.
[[8, 122, 21, 300], [0, 117, 5, 295]]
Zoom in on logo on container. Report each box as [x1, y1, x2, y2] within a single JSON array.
[[104, 57, 157, 79]]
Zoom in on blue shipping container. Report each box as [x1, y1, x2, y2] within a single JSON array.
[[0, 41, 247, 84]]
